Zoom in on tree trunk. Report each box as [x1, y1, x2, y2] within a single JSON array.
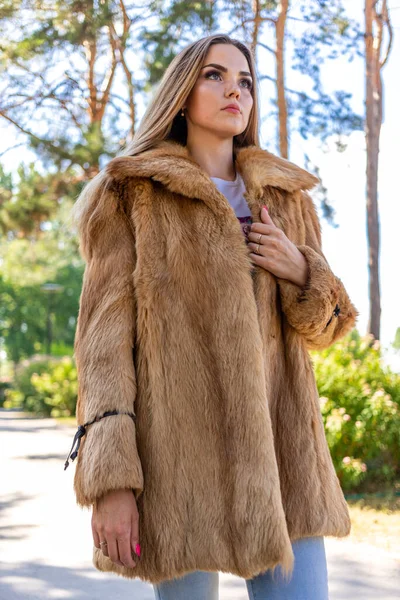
[[276, 0, 289, 158], [364, 0, 392, 340]]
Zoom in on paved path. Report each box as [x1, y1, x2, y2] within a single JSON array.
[[0, 409, 399, 599]]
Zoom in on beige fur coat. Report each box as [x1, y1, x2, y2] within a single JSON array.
[[71, 139, 358, 584]]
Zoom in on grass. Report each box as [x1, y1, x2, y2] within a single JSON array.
[[346, 493, 400, 557]]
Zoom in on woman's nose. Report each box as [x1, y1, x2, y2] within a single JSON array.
[[225, 85, 240, 98]]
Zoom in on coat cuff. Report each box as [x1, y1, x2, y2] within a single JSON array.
[[73, 413, 144, 508], [277, 244, 358, 349]]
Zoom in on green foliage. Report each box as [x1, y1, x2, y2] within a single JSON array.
[[49, 341, 74, 357], [4, 355, 56, 412], [0, 162, 83, 237], [312, 330, 400, 491], [0, 274, 47, 363], [140, 1, 216, 85], [0, 164, 13, 211], [0, 380, 11, 408], [0, 190, 83, 364], [0, 270, 80, 363], [287, 1, 364, 147], [5, 355, 77, 417], [73, 122, 113, 171], [30, 357, 77, 417], [0, 0, 140, 175], [0, 0, 18, 21], [393, 327, 400, 351]]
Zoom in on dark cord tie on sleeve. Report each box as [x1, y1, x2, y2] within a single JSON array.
[[64, 425, 86, 471], [325, 303, 341, 328], [63, 410, 136, 471]]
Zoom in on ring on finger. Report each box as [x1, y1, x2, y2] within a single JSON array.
[[250, 232, 262, 255]]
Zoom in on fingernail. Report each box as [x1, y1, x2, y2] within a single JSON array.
[[263, 205, 268, 211], [135, 543, 141, 557]]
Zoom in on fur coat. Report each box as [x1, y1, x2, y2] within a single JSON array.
[[70, 138, 359, 584]]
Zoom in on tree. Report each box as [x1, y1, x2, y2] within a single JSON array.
[[136, 0, 216, 84], [0, 0, 150, 178], [364, 0, 393, 340], [0, 1, 155, 236], [223, 0, 363, 162]]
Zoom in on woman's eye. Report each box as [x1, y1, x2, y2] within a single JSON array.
[[241, 79, 253, 90], [205, 70, 252, 90], [205, 70, 222, 80]]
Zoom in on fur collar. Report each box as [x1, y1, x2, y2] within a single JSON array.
[[105, 139, 319, 215]]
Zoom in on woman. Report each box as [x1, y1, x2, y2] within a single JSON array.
[[65, 33, 358, 599]]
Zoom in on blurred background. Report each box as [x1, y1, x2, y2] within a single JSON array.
[[0, 1, 399, 598]]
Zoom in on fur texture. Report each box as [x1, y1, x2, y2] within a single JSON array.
[[72, 139, 359, 584]]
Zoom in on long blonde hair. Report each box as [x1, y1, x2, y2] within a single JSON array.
[[125, 33, 260, 156], [72, 33, 260, 235]]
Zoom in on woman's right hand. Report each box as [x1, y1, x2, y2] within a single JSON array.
[[92, 488, 140, 568]]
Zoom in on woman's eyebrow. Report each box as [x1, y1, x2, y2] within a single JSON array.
[[201, 63, 252, 77]]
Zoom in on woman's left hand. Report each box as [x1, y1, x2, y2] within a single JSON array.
[[247, 206, 309, 288]]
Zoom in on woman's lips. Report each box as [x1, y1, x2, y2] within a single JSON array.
[[223, 107, 241, 114]]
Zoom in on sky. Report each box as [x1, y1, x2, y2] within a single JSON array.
[[1, 3, 400, 370]]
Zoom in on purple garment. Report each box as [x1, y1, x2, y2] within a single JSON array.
[[237, 215, 253, 244]]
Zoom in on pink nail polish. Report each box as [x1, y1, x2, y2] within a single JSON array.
[[263, 204, 268, 211], [135, 543, 141, 557]]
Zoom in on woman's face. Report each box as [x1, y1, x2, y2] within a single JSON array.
[[184, 43, 254, 140]]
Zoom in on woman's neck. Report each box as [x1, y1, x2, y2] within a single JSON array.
[[185, 135, 236, 181]]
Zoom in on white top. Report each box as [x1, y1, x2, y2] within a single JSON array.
[[210, 171, 251, 218]]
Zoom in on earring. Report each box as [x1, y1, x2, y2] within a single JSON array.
[[181, 107, 185, 116]]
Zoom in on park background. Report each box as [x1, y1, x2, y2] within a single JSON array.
[[0, 0, 399, 570]]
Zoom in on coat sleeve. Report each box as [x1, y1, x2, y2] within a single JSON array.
[[277, 190, 359, 351], [71, 178, 144, 508]]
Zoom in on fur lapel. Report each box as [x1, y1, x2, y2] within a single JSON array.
[[104, 139, 319, 219]]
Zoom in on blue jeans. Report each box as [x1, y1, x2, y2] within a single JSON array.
[[153, 536, 329, 600]]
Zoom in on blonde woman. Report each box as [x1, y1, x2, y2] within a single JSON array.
[[65, 33, 358, 600]]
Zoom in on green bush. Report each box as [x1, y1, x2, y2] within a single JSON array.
[[5, 355, 54, 412], [0, 381, 11, 408], [311, 329, 400, 492], [49, 342, 74, 357], [30, 357, 77, 416], [5, 355, 77, 417]]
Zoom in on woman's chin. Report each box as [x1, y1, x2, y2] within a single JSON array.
[[209, 124, 246, 138]]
